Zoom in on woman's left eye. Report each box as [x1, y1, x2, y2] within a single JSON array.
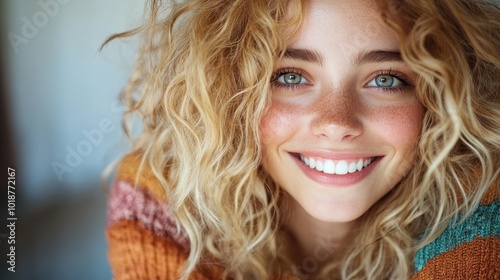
[[366, 74, 403, 88], [364, 70, 414, 93]]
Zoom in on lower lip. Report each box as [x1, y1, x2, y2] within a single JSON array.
[[291, 154, 381, 187]]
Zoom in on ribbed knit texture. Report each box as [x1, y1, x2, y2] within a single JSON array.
[[106, 154, 500, 279], [411, 179, 500, 280]]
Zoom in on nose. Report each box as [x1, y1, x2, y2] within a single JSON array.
[[310, 88, 363, 141]]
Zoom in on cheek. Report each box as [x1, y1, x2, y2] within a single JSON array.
[[368, 101, 425, 151], [260, 101, 303, 145]]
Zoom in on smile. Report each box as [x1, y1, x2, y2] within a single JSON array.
[[299, 155, 375, 175]]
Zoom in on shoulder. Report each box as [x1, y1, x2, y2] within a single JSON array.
[[106, 153, 195, 279], [111, 152, 167, 201], [413, 176, 500, 279], [107, 153, 187, 246]]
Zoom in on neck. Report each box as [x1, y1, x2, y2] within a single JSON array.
[[285, 199, 354, 266]]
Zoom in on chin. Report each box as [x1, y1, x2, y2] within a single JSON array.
[[301, 199, 369, 224]]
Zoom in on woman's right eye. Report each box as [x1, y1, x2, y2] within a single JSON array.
[[273, 71, 310, 86]]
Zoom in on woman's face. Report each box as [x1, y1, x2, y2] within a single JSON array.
[[261, 0, 425, 223]]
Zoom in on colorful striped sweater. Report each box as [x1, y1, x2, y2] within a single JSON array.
[[106, 154, 500, 279]]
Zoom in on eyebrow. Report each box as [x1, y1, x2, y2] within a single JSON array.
[[282, 49, 403, 66], [283, 48, 324, 65], [353, 50, 403, 65]]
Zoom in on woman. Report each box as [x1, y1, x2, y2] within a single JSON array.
[[105, 0, 499, 279]]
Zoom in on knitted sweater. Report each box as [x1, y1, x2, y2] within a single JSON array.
[[106, 154, 500, 279]]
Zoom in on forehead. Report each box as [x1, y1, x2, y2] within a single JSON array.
[[289, 0, 400, 53]]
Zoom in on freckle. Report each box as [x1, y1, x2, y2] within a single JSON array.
[[312, 87, 360, 125], [367, 104, 422, 139], [262, 101, 297, 132]]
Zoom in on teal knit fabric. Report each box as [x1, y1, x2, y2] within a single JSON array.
[[414, 201, 500, 272]]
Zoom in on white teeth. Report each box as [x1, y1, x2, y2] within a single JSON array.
[[309, 158, 316, 168], [300, 156, 374, 175], [323, 160, 335, 174], [348, 162, 357, 173], [336, 160, 348, 175], [356, 159, 364, 171], [315, 161, 324, 171]]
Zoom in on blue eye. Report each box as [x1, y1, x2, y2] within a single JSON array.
[[275, 72, 310, 85], [367, 74, 403, 88]]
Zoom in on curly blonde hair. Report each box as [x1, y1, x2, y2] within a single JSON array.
[[104, 0, 499, 279]]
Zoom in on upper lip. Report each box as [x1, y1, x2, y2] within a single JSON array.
[[290, 150, 382, 160]]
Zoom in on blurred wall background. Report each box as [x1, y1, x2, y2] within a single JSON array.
[[1, 0, 145, 279]]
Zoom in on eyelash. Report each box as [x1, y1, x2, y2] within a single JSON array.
[[366, 69, 413, 93], [271, 68, 413, 93], [271, 68, 309, 91]]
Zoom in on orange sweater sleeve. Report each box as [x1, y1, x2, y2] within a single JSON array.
[[105, 154, 220, 279], [412, 178, 500, 279]]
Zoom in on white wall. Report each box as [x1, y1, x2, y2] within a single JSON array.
[[5, 0, 145, 204]]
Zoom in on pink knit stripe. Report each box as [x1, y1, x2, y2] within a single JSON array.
[[107, 179, 189, 250]]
